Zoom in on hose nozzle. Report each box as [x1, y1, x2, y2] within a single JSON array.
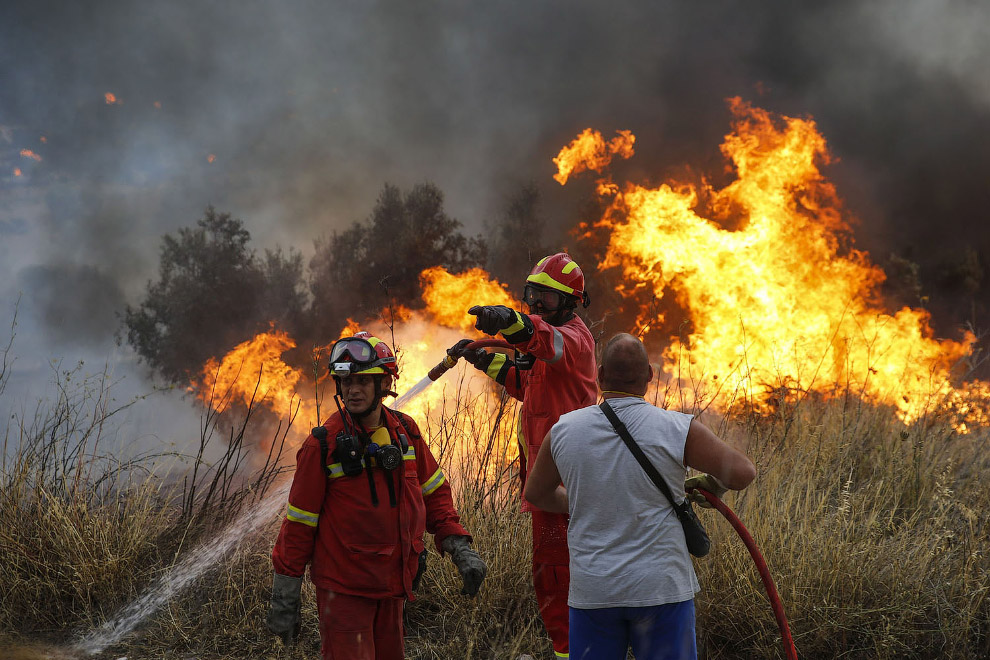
[[428, 354, 458, 381]]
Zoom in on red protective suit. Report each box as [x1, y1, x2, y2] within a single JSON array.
[[484, 312, 597, 658], [272, 406, 468, 659]]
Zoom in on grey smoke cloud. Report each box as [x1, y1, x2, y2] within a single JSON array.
[[1, 0, 988, 395]]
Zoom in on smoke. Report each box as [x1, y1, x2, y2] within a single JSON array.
[[1, 0, 988, 421], [15, 264, 124, 345]]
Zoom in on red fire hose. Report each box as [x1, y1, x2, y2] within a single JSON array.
[[464, 338, 515, 351], [426, 338, 515, 381], [430, 341, 797, 658], [693, 488, 798, 660]]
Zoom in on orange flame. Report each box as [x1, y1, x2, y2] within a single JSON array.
[[39, 136, 47, 144], [13, 168, 22, 177], [420, 266, 521, 332], [192, 269, 523, 461], [945, 381, 990, 434], [195, 328, 316, 427], [339, 318, 363, 338], [578, 98, 982, 426], [553, 128, 635, 185], [19, 149, 42, 162], [207, 154, 216, 163], [104, 92, 119, 105]]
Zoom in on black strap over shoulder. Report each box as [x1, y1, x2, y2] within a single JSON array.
[[313, 425, 331, 479], [598, 399, 711, 557], [599, 401, 681, 514], [385, 407, 414, 452]]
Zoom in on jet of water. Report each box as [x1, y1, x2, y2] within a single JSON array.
[[70, 377, 437, 656], [72, 481, 289, 656], [392, 375, 434, 409]]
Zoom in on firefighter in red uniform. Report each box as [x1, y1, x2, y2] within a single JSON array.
[[267, 331, 487, 660], [448, 253, 598, 659]]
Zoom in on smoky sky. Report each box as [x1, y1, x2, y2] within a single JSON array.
[[1, 0, 989, 361]]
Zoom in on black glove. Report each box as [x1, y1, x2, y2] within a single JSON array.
[[441, 535, 488, 597], [514, 351, 535, 370], [266, 573, 302, 645], [468, 305, 518, 336], [447, 338, 486, 365]]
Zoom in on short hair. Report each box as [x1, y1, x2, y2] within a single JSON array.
[[599, 333, 652, 393]]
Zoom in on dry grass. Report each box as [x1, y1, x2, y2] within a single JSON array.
[[695, 396, 990, 659], [1, 348, 988, 658]]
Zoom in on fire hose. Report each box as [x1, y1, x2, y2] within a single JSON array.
[[429, 340, 797, 659], [427, 338, 517, 381], [691, 488, 798, 660]]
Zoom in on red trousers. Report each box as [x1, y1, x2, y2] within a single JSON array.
[[532, 509, 570, 658], [315, 589, 404, 660]]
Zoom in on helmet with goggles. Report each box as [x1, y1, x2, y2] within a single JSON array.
[[329, 331, 398, 379], [524, 252, 590, 310]]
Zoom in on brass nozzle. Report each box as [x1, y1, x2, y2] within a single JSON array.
[[427, 354, 458, 381]]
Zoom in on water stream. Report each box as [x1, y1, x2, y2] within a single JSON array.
[[72, 481, 289, 656], [392, 374, 434, 410], [69, 376, 438, 657]]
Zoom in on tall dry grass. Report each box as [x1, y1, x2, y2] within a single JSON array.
[[695, 395, 989, 659], [1, 334, 988, 658], [0, 317, 295, 657]]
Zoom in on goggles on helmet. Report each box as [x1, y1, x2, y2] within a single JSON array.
[[329, 337, 394, 377], [523, 284, 568, 311]]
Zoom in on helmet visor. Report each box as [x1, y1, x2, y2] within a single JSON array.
[[330, 337, 376, 365], [523, 284, 566, 311]]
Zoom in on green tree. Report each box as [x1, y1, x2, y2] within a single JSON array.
[[124, 207, 306, 383], [308, 182, 486, 323], [486, 182, 548, 287]]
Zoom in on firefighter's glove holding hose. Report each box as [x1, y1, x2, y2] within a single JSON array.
[[448, 339, 498, 375], [685, 474, 728, 509], [442, 535, 488, 597], [266, 573, 302, 645], [468, 305, 518, 336], [447, 338, 485, 364]]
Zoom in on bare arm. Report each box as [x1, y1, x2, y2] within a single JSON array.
[[523, 431, 569, 514], [682, 419, 756, 490]]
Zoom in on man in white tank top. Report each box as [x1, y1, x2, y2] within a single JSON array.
[[524, 333, 756, 660]]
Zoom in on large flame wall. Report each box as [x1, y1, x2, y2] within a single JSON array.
[[578, 99, 975, 422], [192, 99, 985, 444]]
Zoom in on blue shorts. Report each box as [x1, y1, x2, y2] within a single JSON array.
[[569, 599, 696, 660]]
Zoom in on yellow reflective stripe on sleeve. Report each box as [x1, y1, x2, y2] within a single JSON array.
[[421, 468, 446, 496], [403, 446, 416, 461], [554, 651, 569, 659], [502, 311, 527, 336], [486, 352, 508, 379], [286, 503, 318, 527]]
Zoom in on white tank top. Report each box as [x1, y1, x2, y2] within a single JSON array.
[[550, 397, 700, 608]]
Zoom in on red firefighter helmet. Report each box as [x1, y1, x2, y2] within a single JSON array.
[[526, 252, 590, 307], [329, 331, 399, 379]]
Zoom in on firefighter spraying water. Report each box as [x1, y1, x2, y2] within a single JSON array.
[[438, 252, 598, 659], [428, 262, 798, 660]]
